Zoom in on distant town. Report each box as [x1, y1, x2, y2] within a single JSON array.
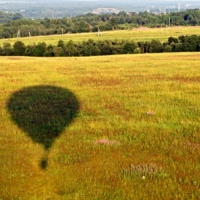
[[0, 0, 200, 19]]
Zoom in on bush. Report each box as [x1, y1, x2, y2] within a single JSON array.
[[174, 43, 183, 52], [53, 46, 65, 57], [32, 42, 47, 56], [123, 41, 138, 54], [150, 39, 163, 53], [134, 47, 141, 54], [13, 41, 26, 56], [2, 42, 14, 56], [164, 45, 172, 52]]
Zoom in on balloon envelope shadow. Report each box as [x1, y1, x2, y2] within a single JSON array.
[[7, 85, 79, 169]]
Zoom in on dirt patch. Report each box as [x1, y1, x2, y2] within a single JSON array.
[[183, 141, 200, 153], [170, 76, 200, 83], [7, 57, 24, 60], [134, 27, 149, 31], [79, 77, 121, 87]]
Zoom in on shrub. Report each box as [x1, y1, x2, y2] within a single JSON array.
[[164, 45, 172, 52]]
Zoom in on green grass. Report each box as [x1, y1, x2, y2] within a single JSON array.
[[1, 26, 200, 46], [0, 53, 200, 199]]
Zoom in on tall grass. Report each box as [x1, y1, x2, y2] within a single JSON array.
[[0, 53, 200, 199], [0, 26, 200, 46]]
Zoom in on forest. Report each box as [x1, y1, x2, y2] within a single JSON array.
[[1, 35, 200, 57], [0, 9, 200, 38]]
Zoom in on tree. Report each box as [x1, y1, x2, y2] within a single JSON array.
[[0, 46, 3, 55], [137, 41, 145, 53], [53, 46, 65, 57], [32, 42, 47, 56], [174, 43, 183, 52], [178, 35, 185, 43], [2, 42, 13, 55], [57, 40, 66, 52], [80, 40, 100, 56], [168, 37, 179, 44], [25, 45, 35, 56], [43, 44, 55, 57], [97, 40, 113, 55], [13, 41, 26, 56], [182, 35, 200, 51], [118, 17, 125, 24], [133, 47, 141, 54], [110, 18, 118, 30], [20, 25, 30, 37], [164, 45, 172, 52], [190, 19, 198, 26], [150, 39, 163, 53], [65, 40, 79, 56], [138, 41, 151, 53], [76, 20, 90, 32], [123, 41, 138, 54], [12, 13, 23, 20]]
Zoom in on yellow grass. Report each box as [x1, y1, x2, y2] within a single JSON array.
[[0, 26, 200, 46], [0, 53, 200, 199]]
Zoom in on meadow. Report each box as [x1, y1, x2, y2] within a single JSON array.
[[0, 26, 200, 46], [0, 52, 200, 199]]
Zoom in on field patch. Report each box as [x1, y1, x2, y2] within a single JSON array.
[[0, 26, 200, 46], [0, 53, 200, 199]]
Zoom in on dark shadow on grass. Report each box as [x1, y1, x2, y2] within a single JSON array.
[[7, 85, 79, 169]]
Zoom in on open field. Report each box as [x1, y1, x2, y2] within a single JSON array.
[[0, 26, 200, 46], [0, 52, 200, 199]]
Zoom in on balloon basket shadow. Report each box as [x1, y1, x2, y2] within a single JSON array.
[[7, 85, 80, 170], [40, 150, 49, 170]]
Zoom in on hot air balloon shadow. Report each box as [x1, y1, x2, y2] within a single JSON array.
[[7, 85, 79, 169]]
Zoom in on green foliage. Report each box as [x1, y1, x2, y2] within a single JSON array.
[[2, 42, 14, 55], [133, 47, 141, 54], [1, 33, 200, 57], [168, 36, 179, 44], [97, 40, 113, 55], [174, 43, 183, 52], [76, 20, 90, 32], [123, 41, 138, 54], [150, 39, 163, 53], [24, 44, 35, 56], [57, 40, 65, 49], [164, 45, 172, 52], [0, 11, 23, 24], [65, 40, 79, 56], [80, 41, 101, 56], [138, 41, 151, 53], [13, 41, 26, 56], [182, 35, 200, 51], [32, 42, 46, 56], [1, 9, 200, 38], [53, 46, 65, 57], [109, 17, 118, 30]]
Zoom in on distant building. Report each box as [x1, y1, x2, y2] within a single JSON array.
[[92, 8, 120, 15]]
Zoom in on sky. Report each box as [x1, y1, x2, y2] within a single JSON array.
[[0, 0, 199, 2]]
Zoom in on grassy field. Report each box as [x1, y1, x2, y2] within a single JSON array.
[[0, 52, 200, 199], [0, 26, 200, 46]]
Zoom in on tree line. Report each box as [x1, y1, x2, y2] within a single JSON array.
[[0, 12, 23, 24], [1, 35, 200, 57], [0, 9, 200, 38]]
